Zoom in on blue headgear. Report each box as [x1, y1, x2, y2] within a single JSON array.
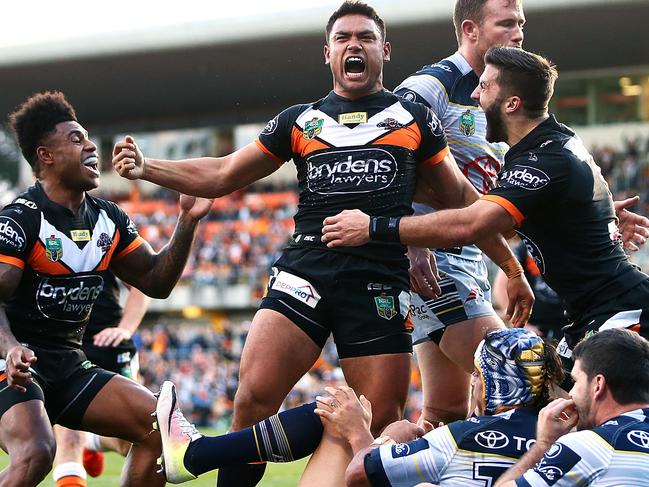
[[475, 328, 546, 415]]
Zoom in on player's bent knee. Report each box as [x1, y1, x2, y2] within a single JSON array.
[[422, 405, 467, 424], [12, 439, 56, 482]]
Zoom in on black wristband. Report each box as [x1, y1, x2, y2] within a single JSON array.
[[369, 216, 401, 242]]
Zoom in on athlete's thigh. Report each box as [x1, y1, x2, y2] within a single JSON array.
[[80, 374, 156, 443], [0, 398, 53, 455], [238, 308, 322, 402], [339, 353, 411, 433], [438, 315, 504, 373], [414, 339, 470, 422]]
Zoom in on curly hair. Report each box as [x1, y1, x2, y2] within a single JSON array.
[[8, 91, 77, 175]]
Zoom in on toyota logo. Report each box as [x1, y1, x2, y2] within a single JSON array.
[[627, 430, 649, 449], [475, 430, 509, 449]]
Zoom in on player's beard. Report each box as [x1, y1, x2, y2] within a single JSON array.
[[484, 97, 508, 144]]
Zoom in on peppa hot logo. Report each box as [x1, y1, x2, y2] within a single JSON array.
[[306, 148, 397, 195]]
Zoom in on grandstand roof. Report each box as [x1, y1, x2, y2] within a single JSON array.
[[1, 0, 647, 133]]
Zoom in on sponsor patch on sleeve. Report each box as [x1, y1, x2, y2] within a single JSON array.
[[499, 165, 550, 191], [531, 442, 581, 486], [270, 271, 321, 308], [0, 216, 27, 252], [391, 437, 430, 458]]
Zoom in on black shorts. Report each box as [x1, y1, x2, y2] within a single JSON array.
[[0, 344, 115, 429], [82, 338, 139, 380], [558, 279, 649, 380], [259, 246, 412, 359]]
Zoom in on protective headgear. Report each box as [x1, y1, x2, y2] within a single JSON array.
[[475, 328, 546, 415]]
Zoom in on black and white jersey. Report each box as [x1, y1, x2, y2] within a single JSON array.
[[0, 182, 144, 349], [256, 89, 449, 263], [517, 408, 649, 486], [483, 116, 648, 319]]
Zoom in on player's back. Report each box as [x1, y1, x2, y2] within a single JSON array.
[[367, 406, 538, 486]]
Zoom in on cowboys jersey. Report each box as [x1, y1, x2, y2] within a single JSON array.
[[365, 406, 538, 486], [518, 408, 649, 486], [395, 51, 508, 261]]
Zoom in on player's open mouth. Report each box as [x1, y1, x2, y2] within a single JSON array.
[[344, 56, 366, 79], [83, 155, 100, 175]]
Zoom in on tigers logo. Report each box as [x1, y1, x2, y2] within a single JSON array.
[[377, 118, 405, 130], [96, 232, 113, 253]]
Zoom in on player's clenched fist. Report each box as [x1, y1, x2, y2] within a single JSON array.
[[113, 135, 145, 180]]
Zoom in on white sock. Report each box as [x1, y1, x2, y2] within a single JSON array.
[[53, 462, 87, 481], [84, 432, 106, 452]]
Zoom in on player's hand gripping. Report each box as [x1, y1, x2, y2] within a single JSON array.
[[322, 209, 371, 247], [381, 419, 431, 444], [5, 345, 37, 393], [179, 194, 214, 222], [614, 196, 649, 251], [315, 386, 373, 445], [506, 274, 534, 328], [408, 246, 442, 299], [113, 135, 145, 180]]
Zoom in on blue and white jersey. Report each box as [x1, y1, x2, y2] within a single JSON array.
[[517, 408, 649, 487], [395, 52, 508, 261], [365, 407, 538, 486]]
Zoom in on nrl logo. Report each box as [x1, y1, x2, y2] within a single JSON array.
[[459, 109, 476, 136], [303, 117, 324, 140], [374, 294, 397, 320], [45, 235, 63, 262]]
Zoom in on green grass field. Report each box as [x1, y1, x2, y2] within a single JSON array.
[[0, 428, 309, 486]]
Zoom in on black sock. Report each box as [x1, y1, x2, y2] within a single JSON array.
[[184, 402, 323, 479]]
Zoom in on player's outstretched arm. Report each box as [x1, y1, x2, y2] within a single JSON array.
[[110, 196, 213, 298], [93, 285, 150, 347], [0, 263, 37, 392], [112, 137, 279, 198]]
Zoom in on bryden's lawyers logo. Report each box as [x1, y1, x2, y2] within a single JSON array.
[[37, 275, 104, 322], [306, 148, 397, 195], [500, 165, 550, 190], [0, 216, 26, 251]]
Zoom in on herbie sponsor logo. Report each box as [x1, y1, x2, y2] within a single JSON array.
[[37, 275, 104, 322], [0, 217, 26, 251], [501, 165, 549, 190], [306, 148, 397, 195], [271, 270, 321, 309]]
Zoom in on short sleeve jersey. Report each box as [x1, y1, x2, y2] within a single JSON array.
[[256, 89, 449, 263], [483, 116, 648, 318], [365, 407, 539, 486], [394, 52, 508, 261], [517, 408, 649, 487], [0, 182, 144, 349]]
